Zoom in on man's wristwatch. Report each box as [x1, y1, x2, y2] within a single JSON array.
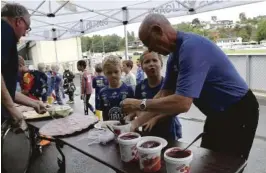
[[140, 99, 147, 111]]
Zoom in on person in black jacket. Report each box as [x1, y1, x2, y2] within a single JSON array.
[[63, 65, 76, 104]]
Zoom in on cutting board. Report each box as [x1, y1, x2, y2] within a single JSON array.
[[23, 111, 50, 120]]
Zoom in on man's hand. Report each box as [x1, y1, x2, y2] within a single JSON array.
[[80, 94, 84, 100], [143, 117, 159, 132], [33, 101, 47, 114], [9, 107, 28, 131], [124, 112, 137, 122], [121, 98, 141, 113]]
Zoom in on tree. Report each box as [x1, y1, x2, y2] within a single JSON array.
[[173, 22, 193, 32], [239, 12, 247, 23], [192, 18, 201, 26], [120, 38, 125, 50], [127, 31, 135, 42], [256, 19, 266, 42], [103, 34, 121, 52], [131, 31, 135, 39], [81, 37, 92, 52]]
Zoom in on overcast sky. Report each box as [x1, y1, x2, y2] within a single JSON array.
[[85, 1, 266, 37]]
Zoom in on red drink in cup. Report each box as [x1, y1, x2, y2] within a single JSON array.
[[164, 147, 193, 173], [117, 132, 141, 163]]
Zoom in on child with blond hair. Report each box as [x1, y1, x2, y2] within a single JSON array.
[[98, 55, 134, 121]]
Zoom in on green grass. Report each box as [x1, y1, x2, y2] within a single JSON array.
[[223, 49, 266, 54]]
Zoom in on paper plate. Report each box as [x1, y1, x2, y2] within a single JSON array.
[[140, 136, 168, 148], [94, 120, 120, 130]]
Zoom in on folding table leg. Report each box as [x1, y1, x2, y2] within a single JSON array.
[[56, 140, 66, 173]]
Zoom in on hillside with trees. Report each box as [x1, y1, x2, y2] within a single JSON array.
[[81, 13, 266, 53]]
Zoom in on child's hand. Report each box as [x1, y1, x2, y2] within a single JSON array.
[[143, 117, 158, 132]]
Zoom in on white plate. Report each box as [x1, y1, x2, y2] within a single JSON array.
[[140, 136, 168, 148], [94, 121, 120, 130]]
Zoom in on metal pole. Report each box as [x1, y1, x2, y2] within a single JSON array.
[[76, 37, 80, 59], [54, 41, 59, 64], [122, 6, 128, 60], [124, 24, 128, 60]]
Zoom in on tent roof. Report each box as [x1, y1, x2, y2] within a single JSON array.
[[2, 0, 264, 41]]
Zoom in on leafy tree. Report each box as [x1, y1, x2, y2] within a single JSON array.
[[127, 31, 135, 42], [256, 19, 266, 42], [192, 18, 201, 26], [239, 12, 247, 22]]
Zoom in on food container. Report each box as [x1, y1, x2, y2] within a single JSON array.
[[112, 122, 131, 136], [136, 136, 166, 172], [164, 147, 193, 173], [117, 132, 141, 163]]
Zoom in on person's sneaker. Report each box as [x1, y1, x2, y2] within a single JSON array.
[[66, 100, 74, 104]]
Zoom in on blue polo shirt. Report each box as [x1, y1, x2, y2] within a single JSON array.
[[135, 78, 182, 140], [1, 20, 19, 120], [99, 83, 134, 121], [92, 75, 108, 109], [162, 31, 248, 113]]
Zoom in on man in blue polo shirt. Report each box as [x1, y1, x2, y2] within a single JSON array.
[[121, 13, 259, 162], [1, 3, 46, 130]]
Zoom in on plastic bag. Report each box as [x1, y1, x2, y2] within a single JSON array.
[[87, 129, 115, 145]]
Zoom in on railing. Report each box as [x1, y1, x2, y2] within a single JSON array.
[[227, 54, 266, 93], [160, 54, 266, 93]]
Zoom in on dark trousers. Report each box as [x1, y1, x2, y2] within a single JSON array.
[[198, 90, 259, 162], [68, 91, 74, 101], [84, 94, 94, 115]]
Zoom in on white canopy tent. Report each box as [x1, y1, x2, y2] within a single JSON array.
[[2, 0, 264, 59]]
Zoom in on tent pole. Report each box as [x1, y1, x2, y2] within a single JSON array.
[[54, 41, 59, 64], [76, 37, 80, 59], [124, 24, 128, 60], [122, 6, 129, 60]]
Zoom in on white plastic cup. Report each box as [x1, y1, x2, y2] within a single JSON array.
[[117, 132, 141, 163], [112, 123, 131, 136], [136, 137, 164, 172], [164, 147, 193, 173]]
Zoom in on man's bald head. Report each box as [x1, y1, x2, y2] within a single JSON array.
[[139, 13, 171, 33], [138, 13, 176, 56]]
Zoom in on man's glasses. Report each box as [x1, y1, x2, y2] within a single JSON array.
[[20, 17, 31, 32]]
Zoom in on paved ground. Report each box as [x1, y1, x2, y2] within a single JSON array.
[[3, 76, 266, 173]]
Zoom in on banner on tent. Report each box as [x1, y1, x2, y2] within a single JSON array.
[[69, 19, 109, 34], [149, 0, 228, 15]]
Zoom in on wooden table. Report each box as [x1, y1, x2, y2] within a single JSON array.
[[27, 118, 247, 173]]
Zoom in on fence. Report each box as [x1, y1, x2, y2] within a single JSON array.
[[160, 54, 266, 93], [228, 54, 266, 93]]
